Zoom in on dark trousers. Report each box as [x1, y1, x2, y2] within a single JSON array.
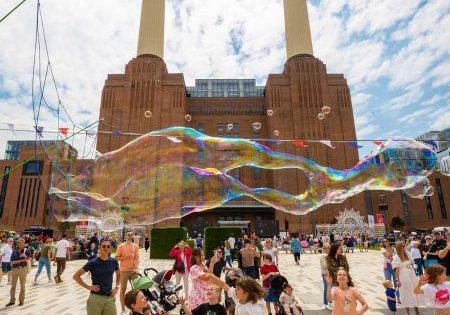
[[243, 266, 257, 279], [56, 258, 66, 279], [293, 252, 300, 262]]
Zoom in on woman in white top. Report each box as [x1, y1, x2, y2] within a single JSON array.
[[392, 242, 425, 315], [263, 239, 279, 266], [207, 273, 266, 315], [320, 243, 331, 309]]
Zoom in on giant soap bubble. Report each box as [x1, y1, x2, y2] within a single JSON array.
[[49, 127, 440, 225]]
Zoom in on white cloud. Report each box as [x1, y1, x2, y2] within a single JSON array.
[[0, 0, 448, 158]]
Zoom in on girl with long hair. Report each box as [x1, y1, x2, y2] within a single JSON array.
[[325, 269, 369, 314], [188, 248, 209, 310], [414, 264, 450, 315], [326, 244, 349, 282], [392, 242, 425, 315]]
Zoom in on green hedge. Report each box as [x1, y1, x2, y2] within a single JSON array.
[[150, 227, 188, 259], [204, 227, 242, 259], [186, 238, 195, 249]]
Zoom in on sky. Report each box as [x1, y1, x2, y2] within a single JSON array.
[[0, 0, 449, 160]]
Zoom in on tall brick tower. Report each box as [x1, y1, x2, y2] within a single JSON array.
[[265, 0, 363, 231], [96, 0, 365, 232]]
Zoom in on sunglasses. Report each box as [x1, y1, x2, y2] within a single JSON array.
[[101, 245, 111, 249]]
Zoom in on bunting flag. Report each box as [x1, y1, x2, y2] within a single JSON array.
[[112, 129, 122, 136], [293, 140, 308, 147], [319, 140, 335, 149], [34, 126, 44, 138], [7, 123, 15, 135], [347, 141, 363, 149], [59, 127, 68, 137], [372, 140, 383, 146], [167, 136, 182, 143]]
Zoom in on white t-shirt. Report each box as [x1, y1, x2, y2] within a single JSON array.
[[1, 243, 12, 262], [133, 235, 140, 246], [228, 287, 265, 315], [421, 282, 450, 309], [55, 239, 70, 258], [228, 237, 235, 249], [410, 247, 422, 259]]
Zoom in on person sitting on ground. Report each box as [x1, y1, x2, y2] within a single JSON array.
[[204, 273, 266, 315], [180, 284, 227, 315], [383, 280, 397, 315], [279, 283, 302, 315], [125, 289, 150, 315], [86, 242, 98, 261], [414, 264, 450, 315]]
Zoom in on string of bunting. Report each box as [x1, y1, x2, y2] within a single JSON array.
[[1, 123, 448, 150]]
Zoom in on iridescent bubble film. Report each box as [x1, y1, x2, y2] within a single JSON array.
[[49, 127, 439, 225]]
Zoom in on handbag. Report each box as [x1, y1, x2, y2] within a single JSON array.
[[172, 259, 185, 273]]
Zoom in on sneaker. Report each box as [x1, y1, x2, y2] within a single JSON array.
[[322, 304, 328, 310], [54, 276, 59, 283], [5, 302, 14, 307], [19, 302, 24, 306], [327, 302, 334, 310]]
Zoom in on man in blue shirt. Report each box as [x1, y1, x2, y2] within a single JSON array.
[[196, 234, 203, 248], [6, 238, 31, 307], [73, 238, 120, 315]]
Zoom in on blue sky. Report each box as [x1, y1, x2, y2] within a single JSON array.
[[0, 0, 448, 159]]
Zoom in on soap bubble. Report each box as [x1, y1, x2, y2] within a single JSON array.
[[185, 114, 192, 122], [318, 113, 325, 120], [49, 128, 438, 226], [267, 110, 274, 116], [274, 130, 280, 136], [322, 106, 331, 115], [252, 122, 261, 130], [227, 124, 234, 131], [144, 111, 152, 118]]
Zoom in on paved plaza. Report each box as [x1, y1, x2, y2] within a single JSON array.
[[0, 249, 433, 315]]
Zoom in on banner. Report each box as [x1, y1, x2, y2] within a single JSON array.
[[375, 213, 384, 224], [368, 215, 375, 227]]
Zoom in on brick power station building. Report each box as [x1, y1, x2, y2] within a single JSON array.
[[0, 0, 449, 235]]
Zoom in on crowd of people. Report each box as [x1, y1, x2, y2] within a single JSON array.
[[1, 229, 450, 315]]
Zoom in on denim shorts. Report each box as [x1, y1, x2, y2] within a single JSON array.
[[2, 262, 12, 272]]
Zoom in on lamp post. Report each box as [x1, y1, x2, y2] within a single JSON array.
[[121, 196, 129, 241]]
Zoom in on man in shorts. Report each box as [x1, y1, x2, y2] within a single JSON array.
[[116, 231, 139, 315], [1, 238, 13, 285]]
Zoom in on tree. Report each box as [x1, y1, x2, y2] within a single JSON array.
[[390, 216, 406, 229]]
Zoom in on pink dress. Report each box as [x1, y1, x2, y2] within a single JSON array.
[[189, 264, 209, 310]]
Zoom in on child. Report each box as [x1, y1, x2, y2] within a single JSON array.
[[180, 284, 227, 315], [363, 240, 369, 252], [383, 280, 396, 314], [414, 264, 450, 315], [124, 289, 150, 315], [224, 240, 233, 268], [205, 273, 266, 315], [325, 268, 369, 314], [260, 254, 280, 315], [279, 283, 302, 315]]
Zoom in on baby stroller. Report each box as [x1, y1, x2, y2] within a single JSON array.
[[131, 268, 182, 313], [270, 275, 305, 315]]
